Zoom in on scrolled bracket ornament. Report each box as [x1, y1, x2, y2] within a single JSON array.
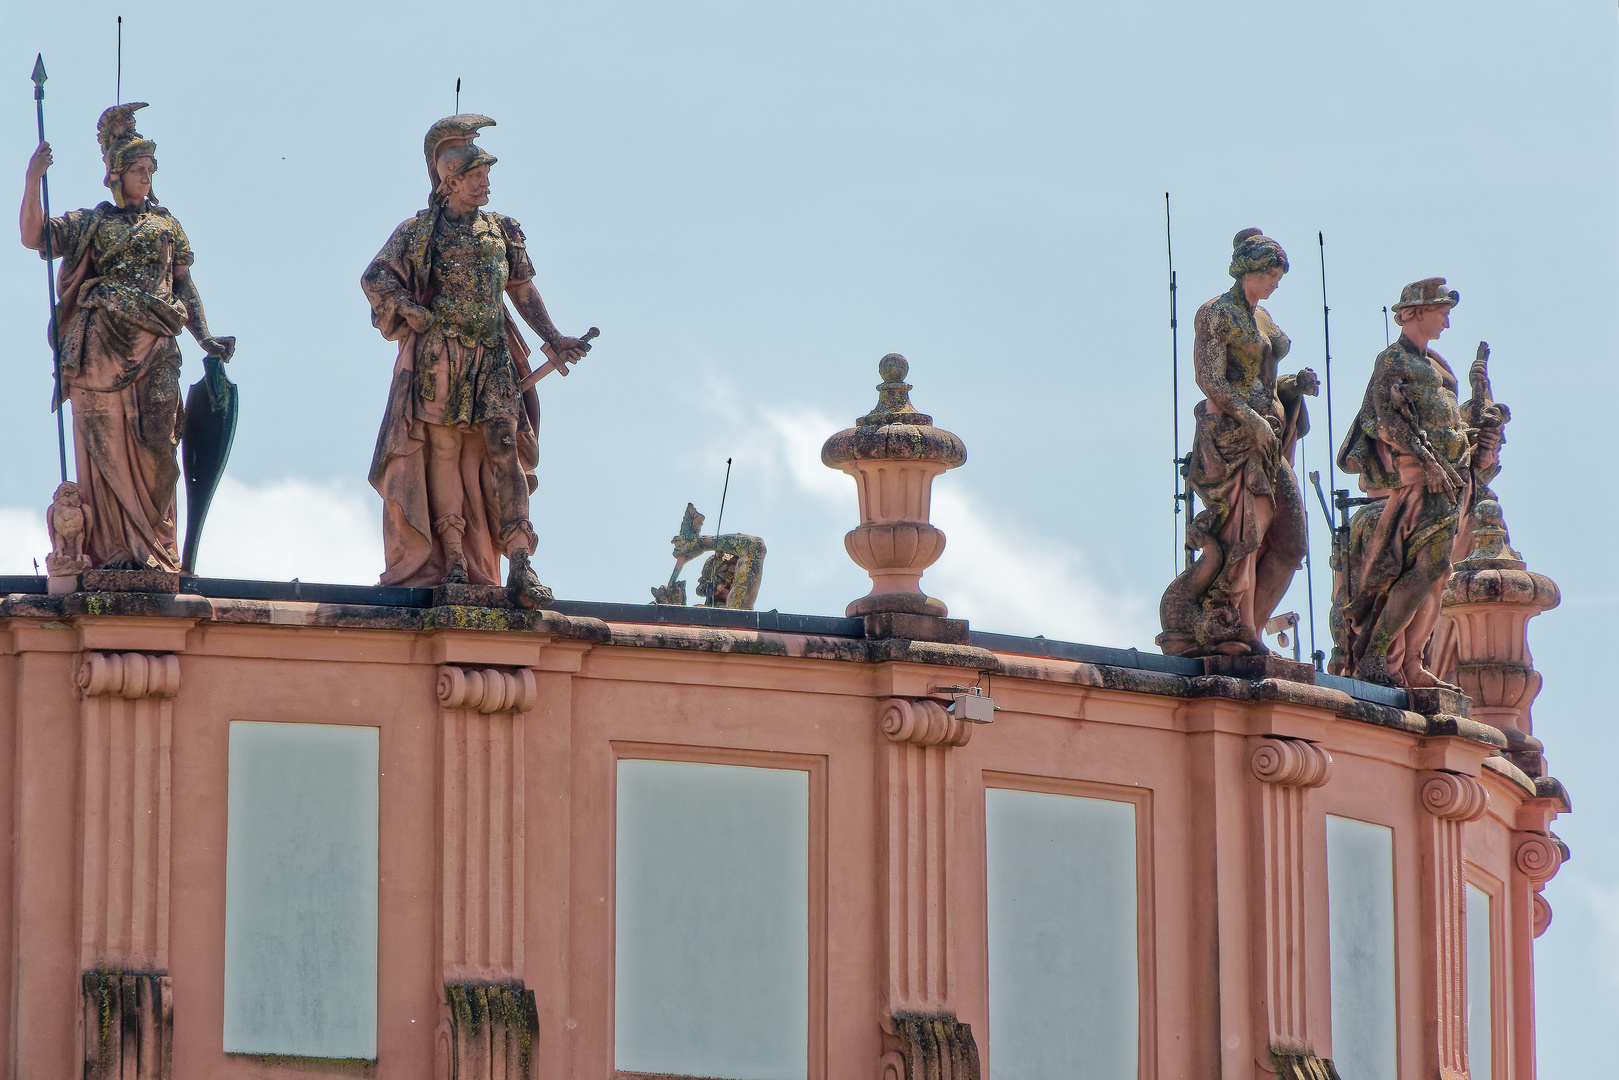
[[880, 698, 971, 747], [1513, 832, 1562, 884], [436, 665, 537, 713], [1249, 738, 1332, 788], [1419, 772, 1489, 822], [77, 652, 180, 700]]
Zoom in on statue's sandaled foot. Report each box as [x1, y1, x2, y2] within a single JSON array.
[[1408, 667, 1462, 693], [1355, 653, 1407, 688], [443, 551, 469, 585], [506, 550, 554, 609]]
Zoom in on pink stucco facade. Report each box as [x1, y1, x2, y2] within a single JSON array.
[[0, 583, 1565, 1079]]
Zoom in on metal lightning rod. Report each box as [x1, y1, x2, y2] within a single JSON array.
[[117, 16, 122, 103], [455, 77, 460, 113], [1318, 232, 1335, 508]]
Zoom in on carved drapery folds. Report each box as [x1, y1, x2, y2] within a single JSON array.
[[78, 652, 178, 1080], [1418, 772, 1488, 1080], [437, 665, 535, 1078], [1248, 739, 1334, 1075], [879, 698, 980, 1080]]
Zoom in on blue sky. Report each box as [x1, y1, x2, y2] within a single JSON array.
[[2, 0, 1614, 1068]]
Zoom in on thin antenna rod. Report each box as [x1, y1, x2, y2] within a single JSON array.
[[455, 78, 460, 113], [714, 457, 733, 536], [116, 17, 122, 104], [1167, 194, 1190, 570], [1301, 442, 1319, 666], [1318, 232, 1335, 504], [1382, 305, 1390, 347]]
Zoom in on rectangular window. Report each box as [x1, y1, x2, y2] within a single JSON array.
[[985, 787, 1138, 1080], [224, 721, 379, 1060], [615, 759, 809, 1080], [1325, 815, 1398, 1080], [1467, 882, 1493, 1080]]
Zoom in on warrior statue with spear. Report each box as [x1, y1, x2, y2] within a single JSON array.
[[19, 94, 235, 576]]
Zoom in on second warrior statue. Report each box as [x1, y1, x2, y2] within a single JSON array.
[[363, 115, 594, 605]]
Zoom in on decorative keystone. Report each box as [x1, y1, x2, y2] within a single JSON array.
[[822, 354, 966, 619]]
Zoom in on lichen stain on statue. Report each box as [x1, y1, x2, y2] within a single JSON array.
[[650, 503, 766, 610], [20, 103, 235, 576], [1157, 229, 1318, 658], [1328, 278, 1503, 689], [362, 114, 597, 609]]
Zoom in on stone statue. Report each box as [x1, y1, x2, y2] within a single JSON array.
[[363, 115, 594, 605], [19, 105, 235, 572], [1331, 278, 1501, 688], [1158, 229, 1318, 658], [45, 481, 93, 578], [651, 503, 766, 610]]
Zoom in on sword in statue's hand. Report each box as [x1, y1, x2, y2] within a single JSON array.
[[518, 327, 598, 391]]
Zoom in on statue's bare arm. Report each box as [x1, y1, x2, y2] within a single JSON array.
[[173, 265, 235, 360], [19, 142, 50, 250], [506, 280, 591, 363]]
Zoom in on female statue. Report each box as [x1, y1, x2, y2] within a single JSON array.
[[1158, 228, 1317, 658], [19, 104, 234, 572]]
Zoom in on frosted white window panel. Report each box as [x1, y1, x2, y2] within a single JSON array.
[[985, 787, 1138, 1080], [224, 721, 379, 1059], [1467, 883, 1493, 1080], [1325, 815, 1398, 1080], [615, 759, 809, 1080]]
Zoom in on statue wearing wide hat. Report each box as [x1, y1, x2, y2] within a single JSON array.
[[1332, 277, 1501, 687]]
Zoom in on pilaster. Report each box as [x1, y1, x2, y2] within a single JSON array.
[[1418, 771, 1489, 1080], [1247, 738, 1336, 1079], [877, 698, 979, 1080], [434, 665, 537, 1080], [77, 651, 178, 1080]]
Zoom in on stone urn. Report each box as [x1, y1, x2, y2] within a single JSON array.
[[821, 354, 966, 619], [1433, 498, 1559, 775]]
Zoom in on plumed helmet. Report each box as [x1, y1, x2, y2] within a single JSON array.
[[424, 114, 496, 201], [97, 103, 157, 206], [1228, 227, 1289, 280]]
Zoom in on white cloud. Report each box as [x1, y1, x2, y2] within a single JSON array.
[[930, 486, 1151, 647], [0, 478, 381, 585], [187, 476, 381, 584], [740, 406, 1149, 647]]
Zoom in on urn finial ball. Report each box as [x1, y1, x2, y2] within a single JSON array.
[[878, 352, 908, 383]]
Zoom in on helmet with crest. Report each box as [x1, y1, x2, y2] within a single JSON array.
[[423, 114, 495, 203], [97, 102, 157, 207]]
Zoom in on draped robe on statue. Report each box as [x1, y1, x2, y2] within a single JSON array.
[[44, 201, 192, 572], [362, 206, 542, 587]]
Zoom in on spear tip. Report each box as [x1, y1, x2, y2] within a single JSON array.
[[31, 54, 47, 86]]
